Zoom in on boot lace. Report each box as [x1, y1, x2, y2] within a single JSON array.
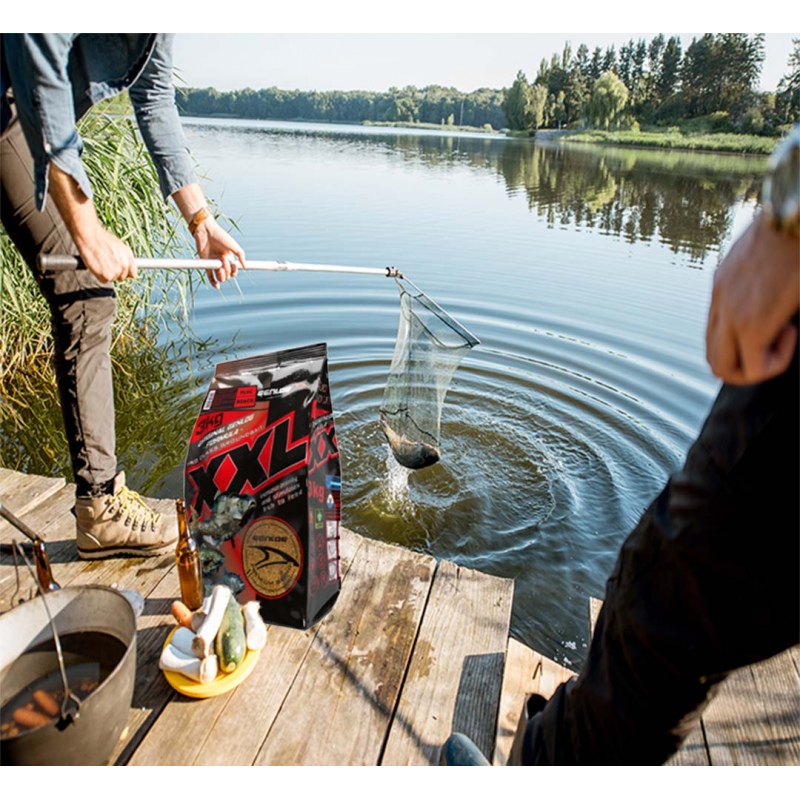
[[108, 485, 162, 532]]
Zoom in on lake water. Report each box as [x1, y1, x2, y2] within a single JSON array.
[[152, 119, 765, 667]]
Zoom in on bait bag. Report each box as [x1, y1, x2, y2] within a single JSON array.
[[184, 343, 341, 630]]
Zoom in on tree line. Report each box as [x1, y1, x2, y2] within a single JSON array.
[[176, 84, 506, 130], [504, 34, 798, 134], [176, 34, 800, 135]]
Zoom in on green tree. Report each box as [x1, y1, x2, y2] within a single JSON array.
[[602, 46, 618, 75], [549, 90, 567, 129], [680, 34, 717, 115], [565, 59, 590, 125], [575, 43, 591, 81], [656, 36, 682, 105], [776, 37, 800, 123], [618, 40, 633, 87], [586, 71, 629, 129], [530, 84, 548, 130], [590, 47, 603, 81], [681, 34, 764, 118], [503, 70, 534, 131]]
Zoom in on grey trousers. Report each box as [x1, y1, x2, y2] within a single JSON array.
[[521, 336, 800, 764], [1, 107, 117, 494]]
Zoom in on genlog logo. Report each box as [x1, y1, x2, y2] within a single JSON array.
[[243, 518, 304, 598]]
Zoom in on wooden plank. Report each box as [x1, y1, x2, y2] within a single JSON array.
[[248, 535, 437, 766], [0, 494, 83, 610], [493, 637, 576, 765], [702, 648, 800, 766], [0, 471, 67, 532], [0, 467, 21, 491], [127, 527, 368, 766], [589, 596, 602, 637], [0, 495, 176, 612], [111, 565, 185, 764], [0, 482, 75, 540], [127, 505, 368, 766], [190, 536, 370, 766], [751, 645, 800, 764], [666, 723, 709, 766], [381, 560, 514, 766]]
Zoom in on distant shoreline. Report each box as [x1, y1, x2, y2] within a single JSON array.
[[179, 112, 500, 135], [178, 112, 778, 155]]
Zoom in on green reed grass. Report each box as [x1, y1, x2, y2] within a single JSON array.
[[1, 96, 209, 488], [565, 128, 777, 155]]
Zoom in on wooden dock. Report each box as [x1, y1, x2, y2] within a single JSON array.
[[1, 468, 798, 766]]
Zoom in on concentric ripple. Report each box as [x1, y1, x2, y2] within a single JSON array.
[[146, 119, 739, 668]]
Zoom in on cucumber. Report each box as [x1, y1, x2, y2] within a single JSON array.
[[215, 596, 247, 673]]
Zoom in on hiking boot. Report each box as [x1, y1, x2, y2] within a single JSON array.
[[75, 471, 177, 560]]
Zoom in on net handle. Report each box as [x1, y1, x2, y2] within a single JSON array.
[[38, 254, 403, 278]]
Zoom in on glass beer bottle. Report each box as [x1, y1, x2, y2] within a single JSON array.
[[175, 499, 204, 611]]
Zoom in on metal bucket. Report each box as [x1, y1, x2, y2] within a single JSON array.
[[0, 586, 137, 766]]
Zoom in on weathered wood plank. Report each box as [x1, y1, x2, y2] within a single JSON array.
[[493, 637, 576, 765], [0, 476, 69, 540], [190, 538, 372, 766], [0, 496, 175, 612], [111, 565, 185, 764], [702, 648, 800, 766], [381, 560, 513, 766], [589, 596, 602, 637], [0, 496, 84, 611], [751, 645, 800, 765], [666, 724, 709, 766], [0, 469, 65, 508], [0, 483, 77, 602], [127, 527, 367, 766], [249, 535, 437, 766], [0, 483, 75, 543]]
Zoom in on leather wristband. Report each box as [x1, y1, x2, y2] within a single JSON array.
[[188, 206, 211, 236]]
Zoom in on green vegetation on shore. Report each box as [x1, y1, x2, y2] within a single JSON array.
[[559, 128, 777, 155]]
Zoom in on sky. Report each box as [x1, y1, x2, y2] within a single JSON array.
[[5, 5, 797, 94], [171, 32, 797, 95]]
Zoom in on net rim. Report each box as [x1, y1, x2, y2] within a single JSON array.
[[396, 277, 480, 350]]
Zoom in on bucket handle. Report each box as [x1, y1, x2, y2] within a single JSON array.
[[8, 541, 82, 725]]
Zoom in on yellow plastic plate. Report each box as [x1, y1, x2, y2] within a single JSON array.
[[161, 625, 260, 698]]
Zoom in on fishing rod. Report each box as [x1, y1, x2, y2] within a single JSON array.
[[38, 254, 403, 279], [37, 253, 478, 344]]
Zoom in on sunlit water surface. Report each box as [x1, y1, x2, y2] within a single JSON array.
[[148, 119, 763, 667]]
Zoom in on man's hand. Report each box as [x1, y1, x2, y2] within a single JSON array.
[[706, 213, 800, 385], [47, 163, 137, 282], [172, 184, 247, 288], [192, 215, 247, 289]]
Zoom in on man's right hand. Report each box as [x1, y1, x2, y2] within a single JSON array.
[[74, 224, 138, 283], [47, 161, 137, 283]]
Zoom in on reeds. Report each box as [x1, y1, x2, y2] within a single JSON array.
[[1, 96, 205, 488]]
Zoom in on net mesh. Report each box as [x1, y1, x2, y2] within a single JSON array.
[[380, 278, 479, 470]]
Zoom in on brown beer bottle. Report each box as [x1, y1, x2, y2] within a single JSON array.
[[175, 499, 204, 611]]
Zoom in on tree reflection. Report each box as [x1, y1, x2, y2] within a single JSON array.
[[292, 127, 765, 263], [495, 141, 764, 262]]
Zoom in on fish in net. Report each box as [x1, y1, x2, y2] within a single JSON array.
[[380, 278, 479, 470]]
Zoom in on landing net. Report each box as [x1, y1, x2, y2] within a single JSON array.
[[380, 278, 479, 470]]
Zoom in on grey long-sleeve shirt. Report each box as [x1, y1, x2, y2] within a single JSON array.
[[1, 33, 196, 210]]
